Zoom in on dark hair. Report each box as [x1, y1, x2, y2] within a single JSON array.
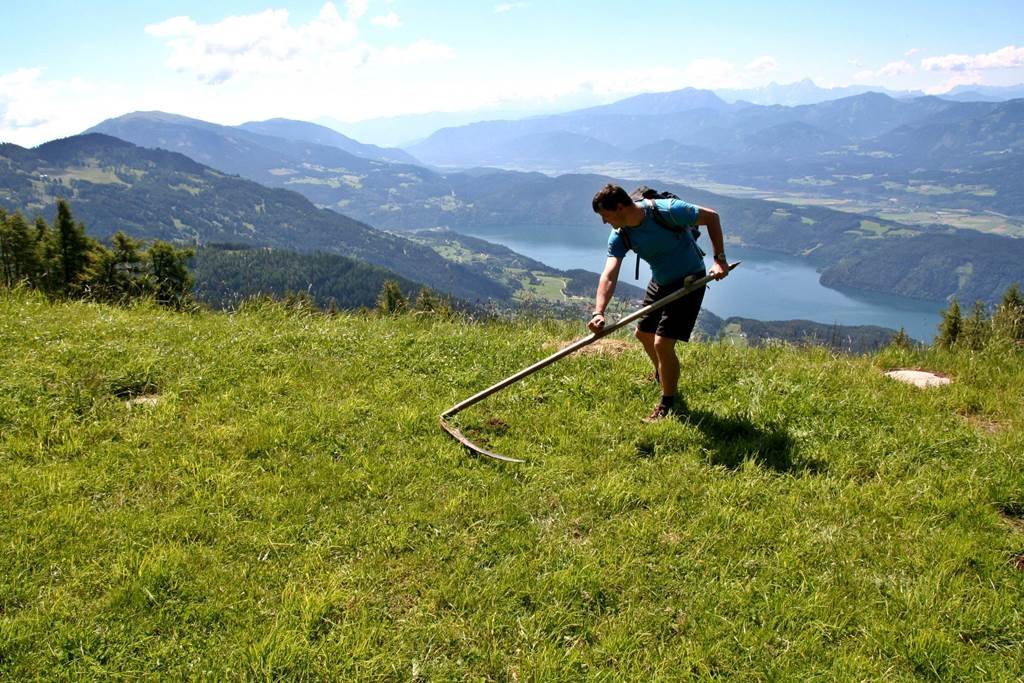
[[592, 184, 632, 213]]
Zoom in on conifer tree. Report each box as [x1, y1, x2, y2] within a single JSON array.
[[52, 200, 93, 295], [147, 241, 195, 308], [993, 283, 1024, 343], [889, 327, 912, 350], [961, 300, 991, 351], [377, 280, 407, 314], [0, 210, 38, 287], [0, 209, 10, 285], [33, 216, 61, 295], [936, 299, 962, 349], [414, 286, 439, 312], [90, 232, 145, 301]]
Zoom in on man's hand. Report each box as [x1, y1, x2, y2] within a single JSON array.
[[588, 312, 606, 333], [711, 259, 729, 280]]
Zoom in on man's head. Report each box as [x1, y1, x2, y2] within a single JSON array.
[[592, 183, 640, 229]]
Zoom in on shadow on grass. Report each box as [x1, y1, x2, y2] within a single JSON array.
[[683, 407, 824, 475]]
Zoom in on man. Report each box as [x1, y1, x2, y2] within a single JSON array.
[[589, 184, 729, 421]]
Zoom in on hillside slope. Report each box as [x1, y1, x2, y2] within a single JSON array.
[[0, 134, 509, 303], [2, 291, 1022, 678]]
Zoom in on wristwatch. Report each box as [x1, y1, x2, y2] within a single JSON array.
[[714, 252, 728, 262]]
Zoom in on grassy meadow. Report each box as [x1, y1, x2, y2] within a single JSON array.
[[1, 289, 1023, 679]]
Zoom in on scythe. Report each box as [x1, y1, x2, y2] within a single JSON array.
[[440, 262, 740, 463]]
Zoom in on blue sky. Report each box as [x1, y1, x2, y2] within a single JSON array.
[[2, 0, 1023, 146]]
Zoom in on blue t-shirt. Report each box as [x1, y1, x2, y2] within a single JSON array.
[[607, 198, 705, 284]]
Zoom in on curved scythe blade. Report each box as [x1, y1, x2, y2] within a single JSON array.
[[439, 415, 526, 464]]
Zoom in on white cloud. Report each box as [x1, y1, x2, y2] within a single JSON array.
[[495, 3, 529, 13], [372, 40, 455, 66], [745, 56, 778, 73], [904, 47, 921, 58], [371, 10, 401, 29], [346, 0, 368, 21], [878, 60, 915, 77], [0, 68, 132, 147], [145, 3, 361, 84], [852, 60, 915, 82], [922, 45, 1024, 72], [144, 3, 456, 87]]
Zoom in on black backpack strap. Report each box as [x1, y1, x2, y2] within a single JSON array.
[[647, 199, 684, 236], [647, 199, 706, 258]]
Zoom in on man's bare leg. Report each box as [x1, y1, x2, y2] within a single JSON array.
[[635, 328, 659, 378], [653, 335, 679, 397]]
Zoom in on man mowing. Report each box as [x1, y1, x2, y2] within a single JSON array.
[[589, 184, 730, 421]]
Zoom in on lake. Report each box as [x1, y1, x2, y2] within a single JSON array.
[[457, 223, 945, 342]]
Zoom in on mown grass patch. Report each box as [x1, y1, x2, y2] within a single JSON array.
[[1, 290, 1022, 678]]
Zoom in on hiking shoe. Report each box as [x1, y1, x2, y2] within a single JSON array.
[[642, 399, 687, 423]]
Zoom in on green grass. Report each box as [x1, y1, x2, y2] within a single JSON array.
[[53, 163, 130, 187], [510, 272, 569, 301], [2, 290, 1023, 679]]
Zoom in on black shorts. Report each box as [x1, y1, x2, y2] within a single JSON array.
[[636, 271, 706, 341]]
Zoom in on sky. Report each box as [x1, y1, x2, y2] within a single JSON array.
[[2, 0, 1024, 147]]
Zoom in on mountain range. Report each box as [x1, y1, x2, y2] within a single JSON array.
[[322, 80, 1024, 147], [61, 106, 1024, 303], [400, 89, 1024, 219], [406, 89, 1022, 168]]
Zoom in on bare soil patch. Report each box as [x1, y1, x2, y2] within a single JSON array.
[[126, 395, 161, 408], [998, 503, 1024, 534], [961, 414, 1004, 435]]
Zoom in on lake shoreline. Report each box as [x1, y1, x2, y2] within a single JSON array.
[[453, 225, 944, 342]]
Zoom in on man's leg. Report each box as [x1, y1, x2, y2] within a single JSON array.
[[653, 335, 679, 397], [635, 328, 659, 377]]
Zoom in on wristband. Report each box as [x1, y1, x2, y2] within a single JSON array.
[[591, 311, 604, 318]]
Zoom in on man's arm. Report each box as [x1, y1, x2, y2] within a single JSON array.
[[589, 256, 622, 331], [697, 207, 729, 280]]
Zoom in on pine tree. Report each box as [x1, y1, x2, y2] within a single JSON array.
[[90, 232, 146, 301], [889, 327, 913, 350], [993, 283, 1024, 343], [0, 210, 38, 287], [147, 241, 195, 308], [33, 216, 61, 295], [377, 280, 407, 314], [414, 286, 439, 312], [961, 300, 991, 351], [52, 200, 93, 296], [936, 299, 962, 349], [0, 209, 11, 286]]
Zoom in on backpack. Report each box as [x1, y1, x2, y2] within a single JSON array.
[[616, 186, 706, 280]]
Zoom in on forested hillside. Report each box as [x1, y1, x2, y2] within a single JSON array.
[[0, 134, 509, 303], [189, 245, 437, 312]]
